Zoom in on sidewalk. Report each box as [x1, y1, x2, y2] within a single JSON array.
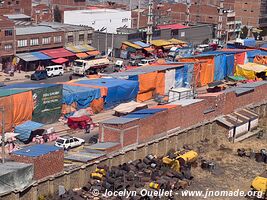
[[0, 71, 33, 83]]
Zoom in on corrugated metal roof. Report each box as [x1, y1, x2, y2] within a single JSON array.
[[133, 41, 150, 48], [0, 162, 33, 176], [4, 14, 31, 19], [101, 117, 138, 125], [16, 52, 51, 62], [238, 81, 267, 89], [122, 41, 142, 49], [12, 144, 60, 157], [88, 142, 120, 150], [65, 151, 105, 163], [16, 26, 56, 35]]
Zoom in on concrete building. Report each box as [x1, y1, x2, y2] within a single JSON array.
[[32, 3, 54, 23], [0, 16, 16, 70], [92, 24, 213, 53], [16, 26, 64, 53], [0, 0, 32, 16], [38, 22, 94, 46], [64, 8, 132, 33]]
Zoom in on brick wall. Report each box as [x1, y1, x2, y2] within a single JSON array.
[[10, 149, 64, 180], [100, 83, 267, 147]]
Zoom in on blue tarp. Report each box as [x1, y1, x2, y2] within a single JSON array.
[[183, 64, 194, 87], [76, 78, 139, 108], [12, 144, 60, 157], [31, 52, 51, 60], [246, 50, 267, 62], [133, 41, 150, 48], [131, 108, 166, 114], [175, 67, 184, 88], [243, 38, 256, 47], [214, 54, 227, 81], [123, 113, 153, 119], [63, 85, 101, 109], [261, 43, 267, 48], [15, 121, 44, 142], [226, 55, 235, 76]]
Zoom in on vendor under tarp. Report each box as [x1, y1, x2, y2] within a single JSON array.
[[52, 57, 68, 64]]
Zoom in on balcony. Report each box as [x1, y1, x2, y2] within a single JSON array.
[[227, 11, 235, 18]]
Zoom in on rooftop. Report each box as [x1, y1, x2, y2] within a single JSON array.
[[38, 22, 93, 32], [64, 8, 130, 14], [4, 14, 31, 20], [11, 144, 61, 157], [16, 26, 57, 35]]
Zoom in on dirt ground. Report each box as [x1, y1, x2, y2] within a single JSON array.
[[176, 125, 267, 200]]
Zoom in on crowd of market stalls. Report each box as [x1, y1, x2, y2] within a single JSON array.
[[0, 37, 267, 153], [13, 45, 100, 71]]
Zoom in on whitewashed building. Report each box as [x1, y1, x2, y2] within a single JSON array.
[[64, 8, 131, 33]]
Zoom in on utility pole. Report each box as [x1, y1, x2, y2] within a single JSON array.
[[1, 108, 5, 164], [137, 0, 141, 29], [217, 0, 224, 41], [146, 0, 153, 44], [185, 0, 190, 26]]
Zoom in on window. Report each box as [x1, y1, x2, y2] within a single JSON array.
[[65, 139, 70, 144], [87, 33, 92, 40], [68, 35, 74, 43], [5, 29, 13, 36], [30, 38, 39, 46], [74, 138, 79, 142], [55, 67, 58, 70], [59, 67, 63, 70], [54, 35, 62, 43], [79, 34, 84, 42], [70, 139, 74, 143], [180, 31, 185, 37], [4, 44, 12, 51], [17, 39, 27, 47], [42, 37, 51, 45]]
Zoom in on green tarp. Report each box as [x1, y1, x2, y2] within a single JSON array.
[[32, 85, 63, 124]]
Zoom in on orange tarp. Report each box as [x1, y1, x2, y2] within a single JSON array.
[[12, 91, 33, 127], [0, 96, 13, 133], [137, 91, 154, 102], [155, 71, 165, 95], [235, 52, 246, 65], [90, 98, 104, 113], [76, 53, 88, 59], [254, 55, 267, 65], [87, 50, 100, 56], [179, 57, 214, 86], [138, 72, 158, 93]]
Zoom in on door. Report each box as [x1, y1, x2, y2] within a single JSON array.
[[54, 67, 59, 75]]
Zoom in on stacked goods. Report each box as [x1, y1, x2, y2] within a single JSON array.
[[52, 149, 198, 200]]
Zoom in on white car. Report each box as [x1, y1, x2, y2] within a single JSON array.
[[46, 65, 64, 77], [138, 58, 155, 66], [55, 136, 85, 150]]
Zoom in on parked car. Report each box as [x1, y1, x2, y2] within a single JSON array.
[[138, 58, 155, 66], [30, 70, 48, 80], [55, 136, 85, 150], [46, 65, 64, 77]]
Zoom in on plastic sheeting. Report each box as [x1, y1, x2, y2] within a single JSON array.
[[90, 98, 104, 113], [235, 62, 267, 80], [0, 90, 33, 133], [155, 72, 165, 96], [165, 69, 176, 94], [12, 91, 34, 127], [183, 64, 194, 87], [226, 55, 235, 76], [214, 54, 227, 81], [175, 67, 184, 88], [254, 55, 267, 65], [137, 72, 157, 102], [77, 78, 139, 108], [235, 52, 247, 65], [15, 121, 44, 142], [63, 85, 101, 109]]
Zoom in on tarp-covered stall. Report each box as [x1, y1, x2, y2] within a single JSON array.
[[76, 78, 139, 108], [0, 89, 33, 133], [63, 84, 101, 109], [4, 84, 63, 124]]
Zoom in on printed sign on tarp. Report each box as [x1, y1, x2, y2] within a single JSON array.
[[32, 85, 63, 124]]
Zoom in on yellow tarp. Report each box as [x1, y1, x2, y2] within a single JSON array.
[[122, 41, 142, 49], [150, 40, 172, 47], [168, 38, 187, 45], [235, 62, 267, 80]]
